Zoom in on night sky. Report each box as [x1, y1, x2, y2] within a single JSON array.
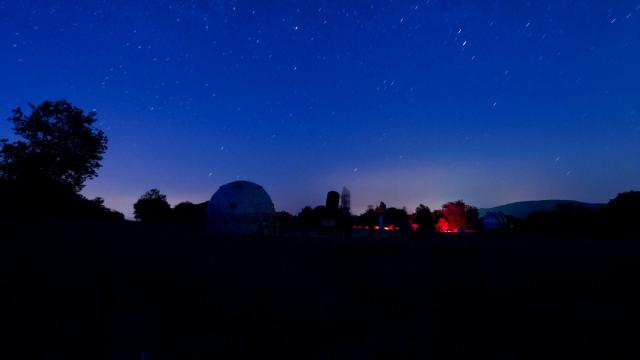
[[1, 1, 639, 217]]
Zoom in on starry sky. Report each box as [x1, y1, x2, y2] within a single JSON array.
[[1, 1, 639, 217]]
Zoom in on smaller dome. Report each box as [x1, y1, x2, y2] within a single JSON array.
[[483, 212, 508, 231], [206, 181, 275, 236]]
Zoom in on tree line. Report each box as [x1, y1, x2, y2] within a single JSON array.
[[130, 186, 483, 232], [129, 188, 640, 238], [1, 100, 639, 237]]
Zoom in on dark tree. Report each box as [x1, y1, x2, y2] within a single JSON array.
[[274, 211, 296, 233], [297, 206, 314, 235], [311, 205, 327, 226], [414, 204, 434, 232], [133, 189, 172, 223], [0, 100, 121, 220], [0, 100, 107, 192], [172, 201, 208, 225], [465, 205, 481, 230], [385, 207, 410, 232], [74, 196, 125, 221], [605, 191, 640, 234], [297, 205, 326, 228], [524, 204, 599, 235], [358, 206, 378, 230], [607, 191, 640, 221], [297, 206, 314, 227]]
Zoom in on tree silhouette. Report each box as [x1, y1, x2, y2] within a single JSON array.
[[74, 196, 125, 221], [297, 206, 314, 228], [385, 207, 410, 232], [133, 189, 171, 223], [0, 100, 107, 192], [605, 191, 640, 234], [274, 211, 296, 233], [360, 207, 378, 230], [172, 201, 208, 225], [414, 204, 434, 232], [440, 200, 480, 231], [525, 204, 597, 235], [0, 100, 121, 220]]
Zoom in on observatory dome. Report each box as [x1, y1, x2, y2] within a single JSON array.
[[483, 211, 508, 231], [206, 181, 275, 236]]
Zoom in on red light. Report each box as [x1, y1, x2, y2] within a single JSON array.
[[435, 218, 457, 232]]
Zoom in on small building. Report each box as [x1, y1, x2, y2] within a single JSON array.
[[206, 181, 275, 236]]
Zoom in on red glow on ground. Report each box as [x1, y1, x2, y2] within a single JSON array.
[[352, 224, 399, 231]]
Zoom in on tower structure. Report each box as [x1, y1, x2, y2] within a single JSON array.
[[341, 186, 351, 213]]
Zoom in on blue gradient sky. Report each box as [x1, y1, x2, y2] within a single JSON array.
[[1, 1, 639, 217]]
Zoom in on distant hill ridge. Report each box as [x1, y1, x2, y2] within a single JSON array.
[[479, 200, 605, 219]]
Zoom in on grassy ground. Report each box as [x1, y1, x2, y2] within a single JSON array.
[[2, 220, 640, 359]]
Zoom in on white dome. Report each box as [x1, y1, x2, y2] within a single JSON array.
[[206, 181, 275, 235]]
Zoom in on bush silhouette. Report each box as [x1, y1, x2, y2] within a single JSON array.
[[133, 189, 172, 223], [0, 177, 123, 221], [172, 201, 208, 225]]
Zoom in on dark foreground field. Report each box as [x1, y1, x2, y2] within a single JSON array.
[[2, 221, 640, 359]]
